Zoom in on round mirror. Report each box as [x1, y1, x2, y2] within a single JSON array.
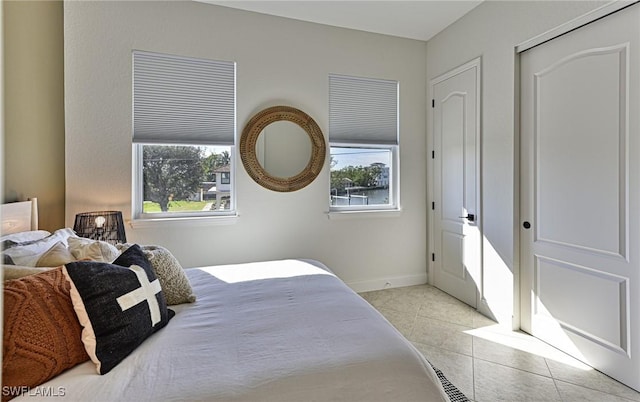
[[256, 121, 312, 179], [240, 106, 326, 192]]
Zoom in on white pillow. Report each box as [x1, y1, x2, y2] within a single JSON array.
[[0, 230, 51, 244], [3, 228, 77, 267], [67, 237, 119, 263]]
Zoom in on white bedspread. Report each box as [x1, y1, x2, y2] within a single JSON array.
[[19, 259, 448, 401]]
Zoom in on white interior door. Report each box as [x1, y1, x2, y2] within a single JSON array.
[[520, 3, 640, 390], [431, 59, 481, 308]]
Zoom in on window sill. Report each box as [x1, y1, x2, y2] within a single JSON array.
[[327, 208, 402, 220], [129, 214, 239, 229]]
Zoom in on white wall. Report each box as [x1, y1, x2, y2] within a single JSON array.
[[426, 0, 608, 325], [64, 1, 427, 290]]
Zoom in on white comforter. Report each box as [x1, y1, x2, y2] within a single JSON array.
[[19, 259, 448, 401]]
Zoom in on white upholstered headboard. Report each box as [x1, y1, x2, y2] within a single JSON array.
[[1, 198, 38, 235]]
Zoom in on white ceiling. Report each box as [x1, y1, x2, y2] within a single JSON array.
[[200, 1, 483, 42]]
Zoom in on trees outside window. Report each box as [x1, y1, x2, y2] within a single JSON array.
[[329, 147, 394, 208], [140, 145, 232, 214]]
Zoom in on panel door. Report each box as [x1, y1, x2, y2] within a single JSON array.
[[432, 59, 481, 308], [520, 3, 640, 390]]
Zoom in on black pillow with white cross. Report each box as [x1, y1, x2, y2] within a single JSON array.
[[63, 244, 174, 374]]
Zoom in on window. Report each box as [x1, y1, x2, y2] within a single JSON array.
[[329, 74, 399, 211], [132, 51, 236, 219], [221, 171, 230, 185]]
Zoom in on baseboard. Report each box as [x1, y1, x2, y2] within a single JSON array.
[[346, 273, 428, 293]]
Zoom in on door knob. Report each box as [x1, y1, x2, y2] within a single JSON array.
[[459, 213, 475, 222]]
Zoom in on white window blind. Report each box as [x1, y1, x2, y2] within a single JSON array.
[[329, 74, 398, 145], [133, 51, 235, 145]]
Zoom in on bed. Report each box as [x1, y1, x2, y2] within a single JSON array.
[[2, 200, 460, 401]]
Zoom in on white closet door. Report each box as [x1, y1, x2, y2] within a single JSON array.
[[520, 3, 640, 390]]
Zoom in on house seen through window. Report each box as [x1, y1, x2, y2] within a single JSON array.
[[141, 145, 232, 213], [330, 147, 392, 206]]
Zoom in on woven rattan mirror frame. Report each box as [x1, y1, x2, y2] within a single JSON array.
[[240, 106, 326, 192]]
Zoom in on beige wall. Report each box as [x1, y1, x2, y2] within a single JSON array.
[[3, 0, 65, 232], [64, 1, 428, 290]]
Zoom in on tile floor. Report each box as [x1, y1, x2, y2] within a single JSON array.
[[359, 284, 640, 402]]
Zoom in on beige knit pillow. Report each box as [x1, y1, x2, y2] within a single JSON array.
[[116, 244, 195, 305]]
